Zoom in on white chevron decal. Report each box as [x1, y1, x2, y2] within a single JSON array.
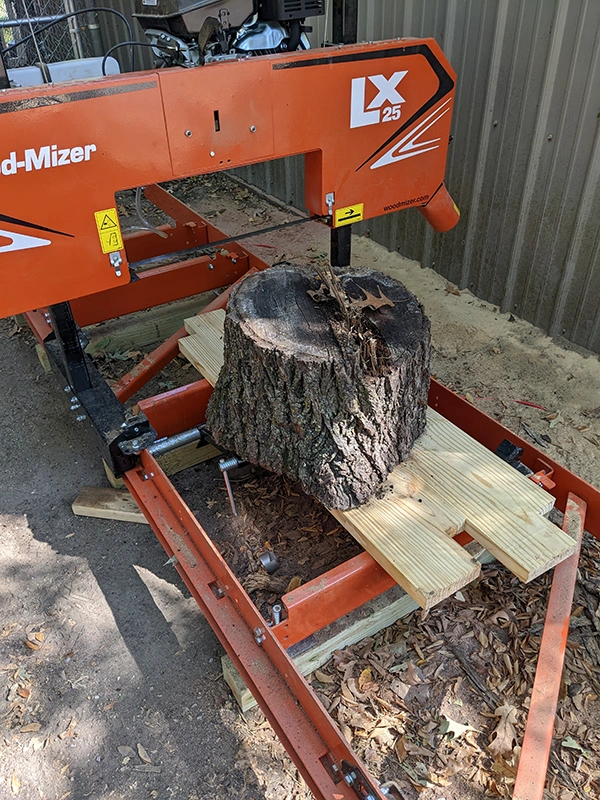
[[370, 97, 453, 170], [0, 228, 51, 253]]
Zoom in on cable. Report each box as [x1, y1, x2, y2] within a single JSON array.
[[101, 40, 157, 76], [1, 8, 134, 70], [122, 186, 169, 238]]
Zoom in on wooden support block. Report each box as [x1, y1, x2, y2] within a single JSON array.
[[157, 441, 221, 475], [72, 486, 147, 524], [223, 544, 495, 712], [331, 482, 480, 609], [103, 459, 125, 489], [102, 442, 220, 494], [179, 310, 225, 387], [85, 292, 214, 356], [35, 343, 51, 373]]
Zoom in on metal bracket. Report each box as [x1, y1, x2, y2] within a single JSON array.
[[341, 761, 384, 800]]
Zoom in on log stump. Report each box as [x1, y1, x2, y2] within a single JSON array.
[[207, 265, 431, 510]]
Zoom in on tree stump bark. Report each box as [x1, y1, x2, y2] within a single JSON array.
[[207, 265, 431, 510]]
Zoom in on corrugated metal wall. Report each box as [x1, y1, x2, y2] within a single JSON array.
[[99, 0, 600, 352], [238, 0, 600, 354], [98, 0, 154, 72]]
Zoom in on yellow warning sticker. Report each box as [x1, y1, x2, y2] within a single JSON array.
[[334, 203, 364, 227], [94, 207, 124, 254]]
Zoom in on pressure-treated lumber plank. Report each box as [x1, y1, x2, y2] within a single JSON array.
[[179, 309, 226, 387], [73, 487, 148, 524], [102, 442, 221, 489], [331, 484, 480, 608], [400, 409, 575, 581], [179, 309, 574, 601], [224, 543, 495, 711], [84, 292, 213, 355]]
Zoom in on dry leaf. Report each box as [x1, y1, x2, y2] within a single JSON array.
[[34, 631, 44, 643], [11, 773, 20, 795], [488, 704, 518, 757], [24, 640, 40, 651], [19, 722, 41, 733], [339, 722, 353, 744], [395, 736, 409, 762], [137, 743, 152, 764], [285, 576, 302, 593], [315, 669, 335, 684], [390, 679, 410, 700], [358, 668, 373, 692], [445, 281, 461, 296], [16, 687, 30, 699], [439, 717, 478, 739], [58, 718, 76, 740], [118, 745, 135, 757], [405, 662, 424, 685], [351, 287, 395, 311]]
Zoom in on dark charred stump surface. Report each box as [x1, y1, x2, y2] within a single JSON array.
[[207, 265, 431, 510]]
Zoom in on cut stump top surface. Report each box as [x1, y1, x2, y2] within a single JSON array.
[[228, 266, 430, 364]]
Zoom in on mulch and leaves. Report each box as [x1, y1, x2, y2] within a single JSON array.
[[304, 533, 600, 799], [207, 469, 362, 618]]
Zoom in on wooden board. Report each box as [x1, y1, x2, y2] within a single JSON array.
[[179, 309, 226, 387], [223, 543, 495, 711], [179, 309, 575, 607], [84, 292, 214, 356], [85, 445, 222, 524], [102, 442, 221, 488], [72, 487, 147, 524]]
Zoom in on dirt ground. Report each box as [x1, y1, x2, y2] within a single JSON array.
[[1, 174, 600, 800]]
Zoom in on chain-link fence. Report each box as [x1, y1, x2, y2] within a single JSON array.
[[0, 0, 96, 68]]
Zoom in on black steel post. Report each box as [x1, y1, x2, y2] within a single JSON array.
[[47, 302, 92, 393], [330, 225, 352, 268], [332, 0, 358, 45]]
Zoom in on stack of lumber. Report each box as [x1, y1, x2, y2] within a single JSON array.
[[179, 310, 576, 610]]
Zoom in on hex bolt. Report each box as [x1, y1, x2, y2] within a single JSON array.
[[210, 150, 215, 157], [76, 414, 86, 422], [70, 396, 77, 403], [250, 125, 256, 132], [208, 263, 215, 270], [132, 439, 139, 449], [64, 385, 72, 393], [254, 626, 266, 645], [272, 604, 282, 625], [344, 772, 356, 786], [185, 129, 192, 137], [70, 403, 81, 411]]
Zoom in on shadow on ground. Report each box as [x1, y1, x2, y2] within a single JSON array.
[[0, 320, 303, 800]]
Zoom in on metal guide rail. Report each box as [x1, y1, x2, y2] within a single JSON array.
[[25, 186, 600, 800]]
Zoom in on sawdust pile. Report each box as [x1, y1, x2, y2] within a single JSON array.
[[306, 533, 600, 800]]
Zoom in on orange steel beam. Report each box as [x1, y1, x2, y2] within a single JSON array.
[[123, 221, 208, 262], [512, 494, 586, 800], [137, 379, 212, 439], [125, 451, 387, 800], [0, 39, 459, 317], [71, 250, 248, 327]]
